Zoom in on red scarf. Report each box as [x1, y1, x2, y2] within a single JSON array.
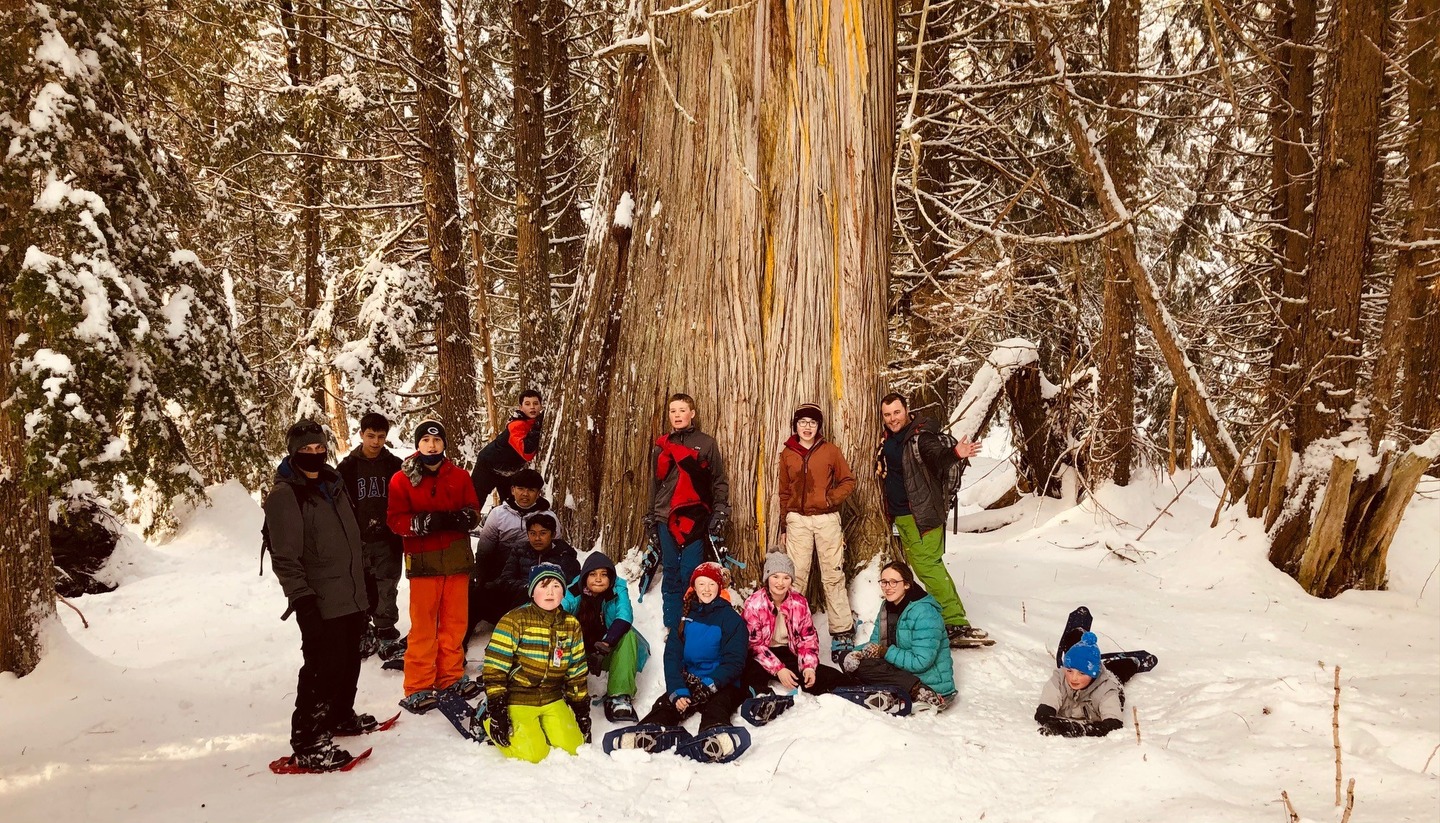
[[655, 433, 712, 545]]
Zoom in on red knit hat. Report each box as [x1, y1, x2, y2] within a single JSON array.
[[689, 561, 725, 592]]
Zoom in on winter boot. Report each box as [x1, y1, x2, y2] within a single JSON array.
[[292, 740, 356, 772], [375, 625, 401, 643], [332, 712, 379, 736], [378, 635, 408, 663], [603, 694, 638, 723], [910, 683, 950, 713], [446, 675, 483, 701], [399, 689, 439, 714], [829, 629, 857, 666]]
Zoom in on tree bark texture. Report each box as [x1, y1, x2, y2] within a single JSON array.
[[1390, 0, 1440, 445], [453, 8, 502, 439], [412, 0, 480, 448], [0, 304, 55, 677], [1266, 0, 1315, 423], [1095, 0, 1138, 486], [1027, 13, 1242, 488], [549, 1, 894, 580], [543, 0, 588, 290], [512, 0, 559, 388], [1293, 0, 1389, 449]]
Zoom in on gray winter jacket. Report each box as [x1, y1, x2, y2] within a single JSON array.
[[1036, 666, 1124, 724], [264, 459, 369, 620], [647, 424, 731, 525]]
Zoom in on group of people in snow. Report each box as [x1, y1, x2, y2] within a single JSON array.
[[263, 391, 1138, 771]]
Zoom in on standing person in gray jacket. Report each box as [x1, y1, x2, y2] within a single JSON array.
[[264, 420, 376, 772]]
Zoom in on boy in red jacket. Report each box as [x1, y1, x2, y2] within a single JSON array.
[[387, 420, 482, 713]]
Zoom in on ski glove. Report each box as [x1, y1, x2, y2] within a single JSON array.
[[1037, 718, 1088, 738], [568, 699, 592, 743], [486, 694, 512, 748], [707, 511, 728, 537], [289, 594, 322, 624]]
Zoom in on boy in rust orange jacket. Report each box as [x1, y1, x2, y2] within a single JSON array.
[[777, 403, 857, 662], [387, 420, 481, 713]]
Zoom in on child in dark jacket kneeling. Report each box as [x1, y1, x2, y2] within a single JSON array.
[[1034, 631, 1124, 737]]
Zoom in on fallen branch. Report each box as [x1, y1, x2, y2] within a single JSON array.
[[1280, 791, 1299, 823], [1133, 706, 1141, 746], [1423, 742, 1440, 774], [1136, 472, 1201, 541], [57, 595, 89, 629], [1339, 778, 1356, 823], [1333, 665, 1343, 806]]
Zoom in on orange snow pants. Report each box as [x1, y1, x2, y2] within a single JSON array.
[[403, 572, 469, 695]]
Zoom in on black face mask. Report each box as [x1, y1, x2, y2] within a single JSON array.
[[418, 452, 445, 467], [292, 451, 328, 474]]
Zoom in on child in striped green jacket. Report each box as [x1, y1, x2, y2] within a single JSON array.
[[481, 563, 590, 762]]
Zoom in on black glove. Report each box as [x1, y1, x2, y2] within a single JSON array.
[[593, 640, 613, 657], [487, 694, 512, 748], [586, 651, 604, 675], [569, 699, 591, 743], [1038, 718, 1087, 738], [708, 510, 728, 537], [290, 594, 321, 624], [456, 508, 480, 531], [684, 673, 717, 703], [411, 513, 433, 536], [522, 413, 543, 454]]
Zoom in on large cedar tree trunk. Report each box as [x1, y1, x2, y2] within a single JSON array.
[[549, 2, 894, 580], [412, 0, 480, 446], [1095, 0, 1138, 486]]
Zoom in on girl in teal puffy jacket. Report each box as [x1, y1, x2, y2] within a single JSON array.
[[841, 561, 955, 711]]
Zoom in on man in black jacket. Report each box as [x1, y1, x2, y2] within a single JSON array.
[[265, 420, 376, 771], [337, 412, 404, 655], [875, 393, 991, 647]]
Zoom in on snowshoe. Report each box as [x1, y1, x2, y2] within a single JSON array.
[[602, 694, 638, 723], [635, 528, 662, 601], [832, 685, 912, 717], [399, 689, 439, 715], [602, 724, 693, 755], [270, 743, 371, 774], [334, 711, 400, 737], [1101, 650, 1158, 684], [740, 694, 794, 727], [378, 635, 407, 664], [947, 624, 995, 649], [381, 657, 405, 672], [446, 674, 483, 700], [1057, 606, 1093, 666], [358, 626, 380, 659], [434, 690, 486, 743], [674, 726, 751, 764]]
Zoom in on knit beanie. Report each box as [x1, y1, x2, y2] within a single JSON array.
[[1062, 631, 1102, 678], [689, 561, 725, 592], [763, 551, 795, 584], [791, 403, 824, 433], [510, 467, 544, 491], [286, 420, 326, 456], [413, 419, 446, 448], [528, 562, 567, 596]]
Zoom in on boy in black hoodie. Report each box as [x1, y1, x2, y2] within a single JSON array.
[[337, 412, 404, 654]]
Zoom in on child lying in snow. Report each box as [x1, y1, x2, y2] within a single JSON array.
[[1034, 630, 1124, 737]]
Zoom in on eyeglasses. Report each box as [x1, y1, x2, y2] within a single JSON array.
[[878, 579, 906, 588]]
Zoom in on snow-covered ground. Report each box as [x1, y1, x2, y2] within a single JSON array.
[[3, 467, 1437, 823]]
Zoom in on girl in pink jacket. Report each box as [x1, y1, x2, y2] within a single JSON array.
[[741, 553, 852, 700]]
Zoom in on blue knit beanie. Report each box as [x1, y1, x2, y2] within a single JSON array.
[[528, 562, 566, 596], [1062, 631, 1102, 678]]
